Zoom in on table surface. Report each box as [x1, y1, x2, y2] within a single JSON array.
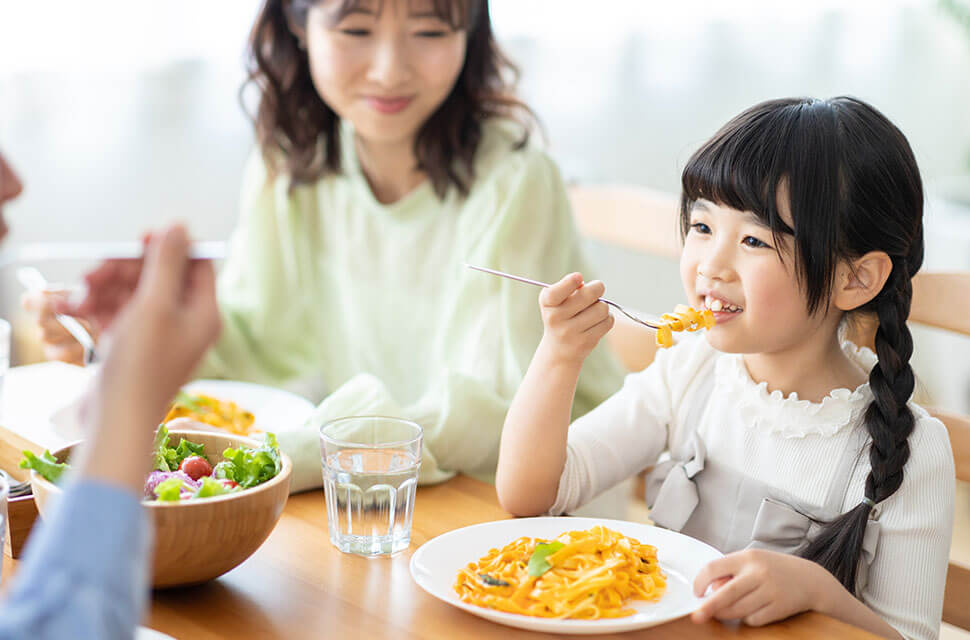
[[17, 476, 865, 639]]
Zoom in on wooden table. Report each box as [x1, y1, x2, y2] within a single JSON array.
[[135, 476, 874, 639]]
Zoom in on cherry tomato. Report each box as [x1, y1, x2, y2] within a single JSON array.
[[179, 456, 213, 481]]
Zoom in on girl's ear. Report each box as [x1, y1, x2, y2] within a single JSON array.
[[833, 251, 893, 311]]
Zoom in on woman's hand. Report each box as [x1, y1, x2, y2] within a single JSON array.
[[74, 225, 221, 491], [537, 273, 613, 367], [22, 290, 99, 365], [55, 257, 146, 331], [691, 549, 825, 626]]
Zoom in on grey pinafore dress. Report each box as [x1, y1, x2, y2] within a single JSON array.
[[642, 374, 882, 590]]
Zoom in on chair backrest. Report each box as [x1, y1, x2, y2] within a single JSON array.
[[568, 183, 970, 631]]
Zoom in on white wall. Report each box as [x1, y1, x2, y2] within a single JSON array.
[[1, 0, 969, 408]]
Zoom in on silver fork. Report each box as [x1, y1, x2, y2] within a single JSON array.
[[17, 266, 98, 365], [464, 264, 664, 329]]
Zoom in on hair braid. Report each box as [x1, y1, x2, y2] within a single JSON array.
[[798, 263, 917, 593], [864, 264, 917, 504]]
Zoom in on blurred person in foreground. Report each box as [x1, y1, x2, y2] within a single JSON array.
[[0, 151, 221, 639]]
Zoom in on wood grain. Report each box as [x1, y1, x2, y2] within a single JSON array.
[[140, 476, 877, 639]]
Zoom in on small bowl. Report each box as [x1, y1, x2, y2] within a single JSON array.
[[29, 430, 292, 588]]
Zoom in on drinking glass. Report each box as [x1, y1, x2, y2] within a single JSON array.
[[319, 416, 422, 556]]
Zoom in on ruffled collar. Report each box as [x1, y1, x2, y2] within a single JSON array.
[[715, 342, 877, 438]]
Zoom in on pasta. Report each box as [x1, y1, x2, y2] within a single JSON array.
[[454, 526, 666, 619], [655, 304, 715, 348], [164, 392, 257, 435]]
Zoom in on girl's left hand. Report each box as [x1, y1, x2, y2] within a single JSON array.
[[691, 549, 825, 626]]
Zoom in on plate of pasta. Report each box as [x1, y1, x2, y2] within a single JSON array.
[[409, 517, 722, 634], [169, 379, 315, 436]]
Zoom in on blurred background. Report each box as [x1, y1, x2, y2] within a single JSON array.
[[1, 0, 969, 634]]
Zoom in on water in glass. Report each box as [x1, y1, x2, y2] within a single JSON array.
[[323, 446, 419, 555]]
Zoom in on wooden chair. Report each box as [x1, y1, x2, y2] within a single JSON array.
[[568, 184, 970, 631]]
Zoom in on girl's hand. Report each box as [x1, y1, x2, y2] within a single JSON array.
[[691, 549, 825, 626], [22, 290, 99, 365], [537, 273, 614, 366]]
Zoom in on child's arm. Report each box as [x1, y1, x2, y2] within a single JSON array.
[[495, 273, 614, 516], [692, 550, 901, 639]]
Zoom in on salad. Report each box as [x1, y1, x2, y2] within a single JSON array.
[[21, 425, 282, 502]]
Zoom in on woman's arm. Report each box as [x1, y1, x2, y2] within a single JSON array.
[[0, 226, 221, 640]]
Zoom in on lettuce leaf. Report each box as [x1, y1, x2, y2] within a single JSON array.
[[152, 425, 208, 472], [154, 477, 183, 501], [19, 450, 70, 484], [213, 432, 281, 489], [151, 425, 173, 472], [194, 477, 230, 498]]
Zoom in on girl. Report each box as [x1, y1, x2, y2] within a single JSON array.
[[27, 0, 623, 492], [496, 97, 954, 640]]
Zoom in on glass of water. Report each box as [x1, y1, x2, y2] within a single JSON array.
[[319, 416, 422, 556]]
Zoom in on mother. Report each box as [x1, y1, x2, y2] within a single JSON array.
[[27, 0, 623, 492]]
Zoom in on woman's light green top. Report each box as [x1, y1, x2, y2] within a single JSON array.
[[198, 120, 625, 491]]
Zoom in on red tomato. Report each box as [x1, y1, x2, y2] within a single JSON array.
[[179, 456, 213, 481]]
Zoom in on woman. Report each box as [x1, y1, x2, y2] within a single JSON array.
[[29, 0, 624, 492]]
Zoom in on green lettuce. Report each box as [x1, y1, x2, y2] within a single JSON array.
[[154, 477, 183, 501], [213, 432, 281, 489], [19, 450, 70, 484], [193, 476, 239, 499], [152, 425, 208, 472]]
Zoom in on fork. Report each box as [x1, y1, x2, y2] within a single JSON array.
[[16, 266, 98, 365], [464, 264, 664, 330]]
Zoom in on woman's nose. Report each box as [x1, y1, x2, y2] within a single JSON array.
[[367, 35, 412, 88]]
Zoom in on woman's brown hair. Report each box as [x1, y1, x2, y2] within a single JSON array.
[[244, 0, 535, 197]]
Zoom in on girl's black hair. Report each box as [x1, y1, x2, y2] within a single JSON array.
[[244, 0, 535, 197], [680, 97, 924, 594]]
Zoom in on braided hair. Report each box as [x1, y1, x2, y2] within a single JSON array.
[[679, 97, 924, 594]]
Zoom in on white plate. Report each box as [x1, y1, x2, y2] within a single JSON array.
[[181, 379, 315, 435], [135, 626, 176, 640], [409, 516, 722, 635]]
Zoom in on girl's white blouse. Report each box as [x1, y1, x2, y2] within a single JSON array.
[[552, 335, 955, 640]]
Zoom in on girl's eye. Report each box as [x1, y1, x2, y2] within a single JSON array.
[[742, 235, 771, 249], [414, 30, 448, 38], [689, 222, 711, 235], [340, 28, 371, 36]]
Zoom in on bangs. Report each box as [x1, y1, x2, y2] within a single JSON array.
[[329, 0, 475, 29], [680, 97, 844, 314]]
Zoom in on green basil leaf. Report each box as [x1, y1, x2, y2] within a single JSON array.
[[527, 541, 564, 577]]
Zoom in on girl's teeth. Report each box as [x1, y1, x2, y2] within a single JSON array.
[[710, 299, 723, 312]]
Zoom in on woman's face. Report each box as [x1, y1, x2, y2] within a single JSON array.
[[305, 0, 467, 148], [0, 152, 23, 241]]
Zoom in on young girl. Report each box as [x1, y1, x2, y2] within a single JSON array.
[[26, 0, 623, 492], [496, 97, 954, 640]]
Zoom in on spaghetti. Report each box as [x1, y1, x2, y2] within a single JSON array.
[[454, 526, 666, 619]]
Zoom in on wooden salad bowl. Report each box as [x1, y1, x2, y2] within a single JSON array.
[[29, 429, 292, 588]]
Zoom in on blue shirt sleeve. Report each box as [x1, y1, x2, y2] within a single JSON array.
[[0, 480, 151, 640]]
